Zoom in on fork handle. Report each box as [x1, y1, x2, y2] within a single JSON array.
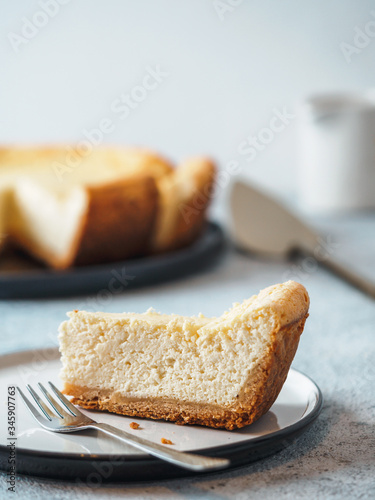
[[89, 422, 229, 472]]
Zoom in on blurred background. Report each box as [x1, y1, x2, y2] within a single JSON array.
[[1, 4, 375, 492], [2, 0, 375, 218]]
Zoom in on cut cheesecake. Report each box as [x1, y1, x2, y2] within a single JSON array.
[[151, 157, 216, 253], [8, 175, 159, 268], [0, 146, 216, 268], [59, 281, 309, 430]]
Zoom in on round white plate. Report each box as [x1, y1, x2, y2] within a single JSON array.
[[0, 348, 322, 481]]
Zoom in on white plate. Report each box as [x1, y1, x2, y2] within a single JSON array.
[[0, 348, 322, 481]]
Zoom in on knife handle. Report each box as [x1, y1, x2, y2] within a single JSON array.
[[300, 245, 375, 299]]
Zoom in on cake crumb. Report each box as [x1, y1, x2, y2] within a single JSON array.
[[146, 307, 159, 314], [129, 422, 140, 429], [161, 438, 173, 445]]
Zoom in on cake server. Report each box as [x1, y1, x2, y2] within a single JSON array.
[[230, 181, 375, 299], [17, 382, 230, 472]]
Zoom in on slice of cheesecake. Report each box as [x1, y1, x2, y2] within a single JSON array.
[[59, 281, 309, 430]]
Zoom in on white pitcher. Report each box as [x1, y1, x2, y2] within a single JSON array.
[[298, 92, 375, 212]]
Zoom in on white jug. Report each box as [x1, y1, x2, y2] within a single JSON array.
[[298, 92, 375, 212]]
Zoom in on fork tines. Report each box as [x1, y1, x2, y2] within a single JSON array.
[[17, 382, 80, 422]]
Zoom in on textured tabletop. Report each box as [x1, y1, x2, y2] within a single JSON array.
[[0, 214, 374, 500]]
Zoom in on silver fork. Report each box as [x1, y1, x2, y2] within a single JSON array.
[[17, 382, 230, 472]]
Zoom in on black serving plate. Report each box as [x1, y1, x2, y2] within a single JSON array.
[[0, 222, 225, 299]]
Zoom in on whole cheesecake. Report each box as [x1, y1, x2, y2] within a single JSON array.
[[59, 281, 309, 430], [0, 146, 215, 268]]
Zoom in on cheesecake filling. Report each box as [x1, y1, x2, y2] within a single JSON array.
[[10, 180, 88, 261], [59, 303, 277, 407]]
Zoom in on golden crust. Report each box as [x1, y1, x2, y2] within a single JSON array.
[[71, 175, 159, 268], [0, 145, 174, 181], [63, 282, 309, 430]]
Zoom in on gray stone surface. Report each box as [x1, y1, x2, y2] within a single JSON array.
[[1, 214, 374, 499]]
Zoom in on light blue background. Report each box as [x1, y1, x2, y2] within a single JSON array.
[[1, 2, 375, 498]]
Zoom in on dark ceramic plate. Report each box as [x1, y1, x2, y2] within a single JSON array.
[[0, 222, 225, 299]]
